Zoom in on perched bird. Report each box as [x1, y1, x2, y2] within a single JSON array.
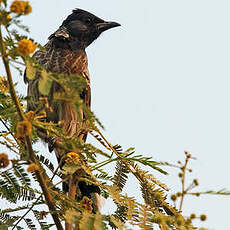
[[24, 9, 120, 211]]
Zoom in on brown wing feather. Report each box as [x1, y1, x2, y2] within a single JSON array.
[[25, 41, 90, 138]]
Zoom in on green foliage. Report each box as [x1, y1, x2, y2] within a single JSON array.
[[0, 212, 20, 229], [0, 171, 20, 203], [37, 154, 55, 175], [12, 162, 31, 187], [33, 210, 54, 230], [38, 70, 53, 96], [113, 145, 129, 190], [24, 218, 36, 230]]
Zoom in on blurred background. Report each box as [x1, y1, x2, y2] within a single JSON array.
[[3, 0, 230, 229]]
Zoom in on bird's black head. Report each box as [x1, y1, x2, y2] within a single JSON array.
[[51, 9, 120, 49]]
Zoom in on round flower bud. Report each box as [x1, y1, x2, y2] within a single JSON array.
[[200, 214, 207, 221], [27, 163, 39, 172], [193, 179, 199, 186], [0, 153, 10, 168], [190, 213, 196, 219], [170, 194, 177, 201], [178, 172, 183, 178], [16, 120, 32, 136]]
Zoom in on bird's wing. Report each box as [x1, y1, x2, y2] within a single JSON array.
[[24, 41, 91, 138]]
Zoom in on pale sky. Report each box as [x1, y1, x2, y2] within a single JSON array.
[[2, 0, 230, 229]]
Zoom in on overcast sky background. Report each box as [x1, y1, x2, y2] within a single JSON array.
[[2, 0, 230, 229]]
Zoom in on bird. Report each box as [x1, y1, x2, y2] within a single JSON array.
[[24, 8, 120, 212]]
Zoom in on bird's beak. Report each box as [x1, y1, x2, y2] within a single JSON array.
[[97, 21, 121, 32]]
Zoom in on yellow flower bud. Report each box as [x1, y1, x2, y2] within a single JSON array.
[[0, 76, 9, 93], [190, 213, 196, 219], [65, 152, 80, 163], [193, 179, 199, 186], [80, 196, 93, 213], [200, 214, 207, 221], [25, 111, 35, 121], [16, 120, 32, 136], [27, 163, 39, 172], [0, 153, 10, 168], [170, 194, 177, 201]]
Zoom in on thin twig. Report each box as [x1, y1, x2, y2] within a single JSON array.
[[12, 195, 42, 229], [0, 118, 19, 144], [96, 129, 179, 217], [179, 154, 190, 211]]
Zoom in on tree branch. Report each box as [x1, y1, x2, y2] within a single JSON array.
[[0, 26, 63, 230]]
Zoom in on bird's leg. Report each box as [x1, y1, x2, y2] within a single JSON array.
[[64, 173, 78, 230], [66, 172, 79, 230], [68, 172, 78, 199], [65, 221, 72, 230]]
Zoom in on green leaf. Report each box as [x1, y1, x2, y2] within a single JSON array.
[[38, 70, 53, 95], [79, 211, 94, 230], [13, 163, 31, 187], [3, 0, 7, 7], [94, 213, 104, 230], [25, 61, 36, 80], [109, 216, 125, 230]]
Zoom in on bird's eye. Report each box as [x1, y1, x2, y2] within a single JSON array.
[[85, 18, 92, 24]]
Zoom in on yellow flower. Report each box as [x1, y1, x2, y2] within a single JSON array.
[[17, 39, 36, 56], [65, 152, 80, 163], [0, 76, 9, 93], [0, 153, 10, 168], [27, 163, 39, 172], [10, 1, 32, 15], [16, 120, 32, 136], [80, 196, 93, 213]]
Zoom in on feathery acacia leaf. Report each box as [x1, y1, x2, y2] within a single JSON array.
[[12, 162, 31, 187], [0, 212, 19, 229], [138, 205, 153, 230], [33, 210, 54, 230], [79, 211, 94, 230], [16, 187, 36, 201], [93, 213, 105, 230], [188, 189, 230, 196], [24, 218, 36, 230], [113, 160, 129, 191]]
